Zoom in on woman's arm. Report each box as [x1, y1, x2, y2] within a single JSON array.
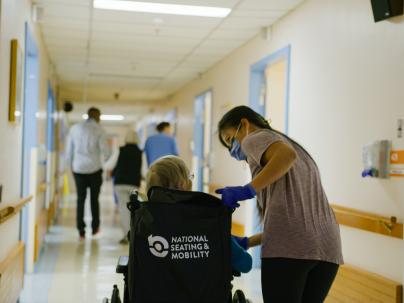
[[247, 233, 263, 248], [250, 141, 297, 192], [231, 237, 253, 273], [103, 146, 120, 172]]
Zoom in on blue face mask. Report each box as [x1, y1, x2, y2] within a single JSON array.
[[230, 139, 247, 161], [229, 123, 247, 161]]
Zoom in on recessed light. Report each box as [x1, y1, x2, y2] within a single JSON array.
[[82, 114, 125, 121], [152, 17, 164, 25], [93, 0, 231, 18]]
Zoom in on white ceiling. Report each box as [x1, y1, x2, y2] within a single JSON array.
[[34, 0, 303, 104]]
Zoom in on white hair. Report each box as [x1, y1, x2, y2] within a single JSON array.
[[125, 130, 139, 145], [146, 156, 192, 192]]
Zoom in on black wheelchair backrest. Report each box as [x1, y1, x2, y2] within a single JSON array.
[[127, 187, 233, 303]]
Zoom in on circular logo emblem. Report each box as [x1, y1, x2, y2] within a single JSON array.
[[148, 235, 169, 258]]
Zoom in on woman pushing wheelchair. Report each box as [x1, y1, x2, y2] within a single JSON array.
[[216, 106, 343, 303]]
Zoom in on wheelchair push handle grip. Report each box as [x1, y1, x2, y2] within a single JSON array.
[[127, 190, 141, 211]]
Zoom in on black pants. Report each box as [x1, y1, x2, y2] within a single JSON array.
[[73, 170, 103, 236], [261, 258, 339, 303]]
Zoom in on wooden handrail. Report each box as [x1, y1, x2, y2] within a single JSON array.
[[208, 183, 222, 195], [331, 204, 403, 239], [0, 195, 33, 225], [0, 241, 24, 273], [0, 241, 25, 303], [209, 184, 403, 239]]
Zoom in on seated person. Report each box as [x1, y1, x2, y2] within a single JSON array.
[[145, 156, 253, 273]]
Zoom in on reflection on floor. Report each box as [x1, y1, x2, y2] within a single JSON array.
[[20, 182, 263, 303]]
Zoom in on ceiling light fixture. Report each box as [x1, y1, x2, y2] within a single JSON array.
[[93, 0, 231, 18], [82, 114, 125, 121]]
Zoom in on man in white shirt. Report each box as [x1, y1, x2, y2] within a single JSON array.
[[66, 107, 111, 239]]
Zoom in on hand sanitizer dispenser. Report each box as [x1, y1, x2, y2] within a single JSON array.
[[362, 140, 391, 178]]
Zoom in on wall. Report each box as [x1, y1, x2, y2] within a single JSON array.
[[167, 0, 404, 283], [0, 0, 55, 263]]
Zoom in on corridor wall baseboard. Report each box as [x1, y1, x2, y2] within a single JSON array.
[[0, 242, 25, 303], [47, 184, 62, 227], [34, 208, 48, 262], [47, 200, 56, 227]]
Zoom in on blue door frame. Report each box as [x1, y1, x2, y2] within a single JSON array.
[[20, 23, 39, 267], [248, 45, 291, 267], [21, 24, 39, 199], [193, 90, 212, 192], [46, 84, 56, 154], [193, 94, 205, 192], [249, 45, 291, 133]]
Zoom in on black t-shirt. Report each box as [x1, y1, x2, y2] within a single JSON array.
[[112, 144, 142, 186]]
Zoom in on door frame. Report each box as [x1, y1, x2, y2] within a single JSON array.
[[249, 45, 291, 133], [192, 89, 213, 193], [248, 45, 292, 267], [45, 83, 56, 209], [20, 22, 40, 273]]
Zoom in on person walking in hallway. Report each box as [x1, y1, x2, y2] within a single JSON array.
[[111, 130, 142, 244], [144, 122, 179, 166], [66, 107, 111, 240]]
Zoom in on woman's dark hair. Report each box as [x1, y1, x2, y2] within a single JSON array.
[[87, 107, 101, 117], [218, 105, 316, 219]]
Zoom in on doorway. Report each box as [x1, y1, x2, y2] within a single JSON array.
[[45, 84, 56, 209], [248, 45, 291, 266], [20, 23, 39, 273], [192, 90, 212, 193]]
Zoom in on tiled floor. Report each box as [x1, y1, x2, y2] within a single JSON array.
[[20, 183, 263, 303]]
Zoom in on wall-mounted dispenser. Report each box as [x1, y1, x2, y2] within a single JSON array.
[[362, 140, 391, 178]]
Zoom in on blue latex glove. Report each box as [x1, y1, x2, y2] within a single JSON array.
[[231, 236, 252, 273], [215, 183, 256, 208], [233, 236, 249, 250]]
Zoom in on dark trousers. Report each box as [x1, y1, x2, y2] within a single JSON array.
[[261, 258, 339, 303], [73, 170, 103, 235]]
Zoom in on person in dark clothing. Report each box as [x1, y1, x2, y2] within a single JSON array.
[[112, 130, 142, 244]]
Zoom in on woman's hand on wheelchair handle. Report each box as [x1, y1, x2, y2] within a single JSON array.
[[215, 183, 256, 208]]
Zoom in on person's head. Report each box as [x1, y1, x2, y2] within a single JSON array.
[[87, 107, 101, 123], [125, 129, 139, 145], [63, 101, 73, 113], [218, 105, 271, 151], [156, 122, 171, 134], [146, 156, 192, 193]]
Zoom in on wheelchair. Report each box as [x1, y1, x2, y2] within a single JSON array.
[[104, 187, 251, 303]]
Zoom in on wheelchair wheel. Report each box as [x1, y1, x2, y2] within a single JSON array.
[[111, 284, 122, 303], [232, 289, 247, 303]]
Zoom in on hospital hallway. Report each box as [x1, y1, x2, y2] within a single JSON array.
[[18, 182, 263, 303]]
